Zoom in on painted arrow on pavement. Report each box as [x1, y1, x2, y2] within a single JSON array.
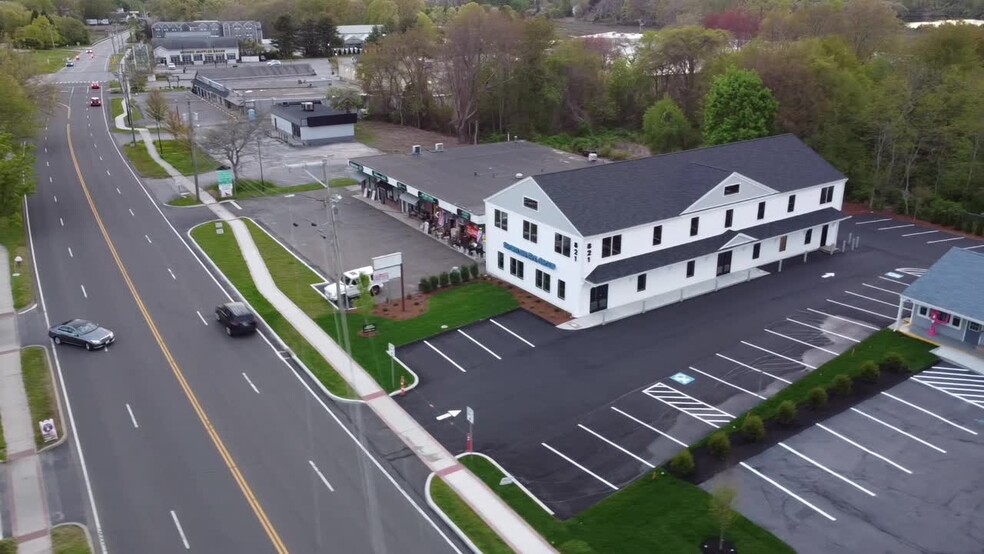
[[436, 410, 461, 421], [822, 273, 836, 279]]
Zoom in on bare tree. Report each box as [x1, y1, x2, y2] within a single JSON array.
[[325, 87, 363, 113], [200, 116, 265, 195], [162, 107, 191, 152], [145, 90, 169, 145]]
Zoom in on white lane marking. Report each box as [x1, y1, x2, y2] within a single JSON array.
[[489, 318, 535, 347], [44, 147, 47, 153], [850, 408, 946, 453], [424, 340, 466, 372], [578, 424, 655, 468], [48, 176, 52, 183], [844, 290, 896, 307], [741, 341, 817, 370], [169, 510, 190, 549], [230, 200, 243, 211], [877, 275, 909, 286], [816, 424, 912, 474], [715, 353, 792, 384], [46, 161, 50, 167], [116, 187, 121, 194], [125, 403, 139, 428], [862, 283, 900, 296], [196, 311, 208, 326], [739, 462, 837, 521], [764, 329, 839, 356], [308, 460, 335, 492], [778, 442, 876, 497], [611, 406, 687, 447], [825, 299, 894, 320], [964, 244, 984, 250], [59, 217, 64, 227], [542, 442, 618, 491], [98, 155, 102, 161], [106, 169, 111, 176], [128, 208, 134, 216], [167, 268, 176, 280], [855, 218, 891, 225], [67, 247, 73, 258], [927, 236, 964, 244], [881, 392, 977, 435], [457, 329, 501, 360], [688, 365, 766, 399], [807, 308, 880, 330], [877, 224, 914, 230], [242, 372, 260, 394], [932, 365, 972, 371], [902, 230, 937, 237], [53, 195, 57, 203], [786, 318, 860, 343], [80, 285, 87, 298], [145, 234, 152, 244]]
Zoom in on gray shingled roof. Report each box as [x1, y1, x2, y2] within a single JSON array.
[[902, 248, 984, 322], [534, 134, 846, 237], [194, 63, 316, 81], [586, 208, 848, 284], [152, 36, 239, 50]]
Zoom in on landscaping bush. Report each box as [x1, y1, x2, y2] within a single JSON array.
[[669, 449, 695, 476], [857, 360, 880, 383], [450, 270, 462, 285], [429, 275, 439, 291], [460, 268, 471, 282], [418, 277, 432, 293], [708, 431, 731, 460], [879, 351, 908, 374], [470, 263, 479, 278], [776, 400, 797, 425], [741, 415, 766, 442], [830, 374, 853, 396], [439, 272, 450, 287], [806, 387, 828, 409]]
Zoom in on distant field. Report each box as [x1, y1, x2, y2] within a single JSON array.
[[23, 49, 81, 74]]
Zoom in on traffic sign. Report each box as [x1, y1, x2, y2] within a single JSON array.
[[466, 406, 474, 424], [217, 169, 234, 198]]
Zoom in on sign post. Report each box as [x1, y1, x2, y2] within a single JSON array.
[[387, 343, 396, 390], [466, 406, 474, 452], [372, 252, 404, 312], [217, 169, 234, 198]]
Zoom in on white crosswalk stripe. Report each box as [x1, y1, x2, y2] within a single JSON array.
[[914, 366, 984, 409], [642, 382, 734, 428]]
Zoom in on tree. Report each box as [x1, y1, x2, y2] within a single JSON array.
[[0, 134, 34, 219], [838, 0, 902, 61], [271, 14, 297, 60], [635, 26, 730, 119], [365, 0, 397, 27], [703, 67, 778, 145], [15, 16, 61, 48], [145, 90, 169, 146], [54, 15, 88, 45], [162, 107, 190, 150], [709, 484, 738, 552], [326, 87, 362, 113], [642, 96, 696, 153], [297, 15, 341, 57], [200, 117, 265, 195]]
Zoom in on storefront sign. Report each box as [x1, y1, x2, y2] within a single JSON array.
[[217, 169, 234, 198], [349, 161, 363, 172], [504, 242, 556, 270], [457, 209, 471, 221], [396, 181, 407, 192], [419, 192, 438, 205], [372, 170, 387, 182]]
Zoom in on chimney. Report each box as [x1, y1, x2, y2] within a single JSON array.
[[411, 145, 421, 155], [435, 142, 444, 152], [588, 152, 598, 162], [301, 102, 314, 111]]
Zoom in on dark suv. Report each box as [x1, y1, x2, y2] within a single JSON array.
[[215, 302, 257, 336]]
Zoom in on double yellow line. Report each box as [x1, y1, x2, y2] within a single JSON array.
[[65, 113, 289, 553]]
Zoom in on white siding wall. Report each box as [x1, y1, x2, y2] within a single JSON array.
[[301, 123, 355, 141]]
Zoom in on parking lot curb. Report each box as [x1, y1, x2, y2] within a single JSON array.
[[424, 472, 482, 554], [456, 452, 555, 517]]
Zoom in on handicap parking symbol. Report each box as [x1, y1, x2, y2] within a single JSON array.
[[670, 372, 695, 385]]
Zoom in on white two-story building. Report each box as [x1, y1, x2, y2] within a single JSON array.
[[484, 134, 849, 319]]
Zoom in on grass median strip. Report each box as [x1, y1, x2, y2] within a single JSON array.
[[0, 218, 34, 310], [430, 475, 513, 553], [123, 140, 219, 178], [22, 347, 58, 449], [52, 525, 91, 554]]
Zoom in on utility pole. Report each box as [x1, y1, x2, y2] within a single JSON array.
[[257, 135, 264, 185], [187, 100, 200, 201], [323, 160, 352, 353], [121, 53, 136, 145]]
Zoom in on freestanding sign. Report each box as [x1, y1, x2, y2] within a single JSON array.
[[372, 252, 405, 311], [217, 169, 234, 198], [39, 419, 58, 443]]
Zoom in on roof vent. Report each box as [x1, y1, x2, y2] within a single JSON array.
[[588, 152, 598, 162], [411, 145, 421, 155], [435, 142, 444, 152], [515, 173, 523, 179], [301, 101, 314, 111]]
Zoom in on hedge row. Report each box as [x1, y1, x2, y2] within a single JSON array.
[[418, 263, 480, 293]]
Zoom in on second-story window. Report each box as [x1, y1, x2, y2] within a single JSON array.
[[554, 233, 571, 257], [820, 186, 835, 205], [601, 235, 621, 258], [523, 220, 538, 243], [653, 225, 662, 246], [690, 217, 700, 236], [787, 195, 796, 213], [757, 201, 766, 220], [494, 209, 508, 231], [724, 209, 733, 228]]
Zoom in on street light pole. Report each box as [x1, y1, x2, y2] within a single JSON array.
[[187, 100, 200, 201], [120, 53, 136, 145], [257, 135, 264, 185]]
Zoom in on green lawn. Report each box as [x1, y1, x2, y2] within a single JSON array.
[[0, 538, 15, 554], [110, 98, 142, 122], [168, 194, 202, 207], [122, 142, 169, 178], [329, 177, 357, 188], [458, 455, 792, 554], [52, 524, 91, 554], [430, 475, 513, 553], [24, 48, 80, 74], [123, 140, 219, 178], [231, 180, 325, 200], [0, 218, 34, 310], [22, 347, 59, 449]]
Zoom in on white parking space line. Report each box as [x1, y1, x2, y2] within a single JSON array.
[[542, 442, 619, 491], [125, 403, 139, 429], [688, 366, 766, 399], [59, 218, 64, 227], [806, 308, 881, 330], [862, 283, 900, 296], [855, 218, 892, 225], [489, 318, 535, 347], [67, 247, 73, 258], [825, 299, 894, 320], [764, 329, 839, 356], [229, 200, 243, 211], [741, 341, 817, 370], [308, 460, 335, 492], [128, 208, 134, 217], [170, 510, 190, 549], [53, 195, 57, 203], [643, 382, 734, 427], [196, 311, 208, 326], [927, 236, 964, 244], [964, 244, 984, 250], [786, 318, 861, 343], [167, 268, 176, 280], [849, 408, 946, 453], [145, 234, 152, 244], [816, 424, 912, 474], [457, 329, 501, 360], [242, 372, 260, 394], [844, 290, 897, 307], [424, 340, 467, 373], [115, 187, 121, 194], [610, 407, 688, 447], [912, 379, 984, 409], [778, 442, 876, 497], [715, 353, 792, 384], [880, 392, 977, 435], [739, 462, 837, 521], [877, 275, 910, 286], [919, 373, 984, 385], [877, 224, 914, 231], [902, 230, 937, 237], [80, 285, 87, 299], [578, 424, 655, 468]]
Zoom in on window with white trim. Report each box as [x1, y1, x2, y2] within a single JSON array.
[[509, 258, 524, 279], [554, 233, 571, 257], [523, 220, 538, 243], [601, 235, 621, 258], [637, 274, 647, 291], [494, 209, 508, 230], [535, 269, 551, 292]]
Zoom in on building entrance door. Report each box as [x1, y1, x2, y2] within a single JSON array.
[[820, 224, 829, 246], [589, 285, 609, 313], [966, 321, 982, 346], [716, 251, 732, 276]]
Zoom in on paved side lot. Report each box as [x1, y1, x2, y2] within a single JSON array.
[[703, 369, 984, 554]]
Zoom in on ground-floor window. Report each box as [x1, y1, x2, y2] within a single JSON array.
[[805, 229, 813, 244], [510, 257, 524, 279], [919, 305, 928, 316], [970, 321, 982, 332], [752, 243, 761, 260], [535, 269, 551, 292], [686, 260, 695, 278], [558, 280, 566, 300], [779, 235, 788, 252], [497, 252, 504, 270], [637, 274, 646, 291], [589, 284, 608, 313]]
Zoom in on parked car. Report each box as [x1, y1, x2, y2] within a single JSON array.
[[167, 63, 176, 70], [48, 319, 115, 350], [90, 82, 100, 89], [266, 60, 282, 66], [322, 266, 382, 302], [215, 302, 257, 336], [89, 97, 101, 107]]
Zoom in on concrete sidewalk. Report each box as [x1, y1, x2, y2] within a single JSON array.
[[0, 248, 52, 553], [123, 107, 555, 552]]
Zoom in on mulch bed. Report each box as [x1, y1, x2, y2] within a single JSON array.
[[843, 202, 983, 241], [487, 279, 573, 326], [700, 539, 739, 554], [685, 369, 916, 485], [373, 293, 431, 320]]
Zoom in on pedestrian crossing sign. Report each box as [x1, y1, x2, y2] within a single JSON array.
[[670, 373, 695, 385]]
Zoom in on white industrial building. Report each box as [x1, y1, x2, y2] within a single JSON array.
[[152, 37, 239, 66], [484, 134, 849, 319], [270, 101, 357, 145]]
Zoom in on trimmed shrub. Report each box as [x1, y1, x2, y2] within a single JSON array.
[[418, 277, 432, 293], [879, 352, 908, 374], [669, 449, 695, 476], [858, 360, 880, 383], [742, 415, 766, 442], [806, 387, 828, 409], [439, 272, 450, 287], [429, 275, 439, 291], [460, 268, 471, 282], [449, 270, 462, 285], [830, 374, 853, 396], [776, 400, 797, 425], [708, 431, 731, 460], [470, 263, 480, 278]]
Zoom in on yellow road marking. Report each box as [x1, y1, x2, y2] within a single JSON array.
[[64, 109, 289, 554]]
